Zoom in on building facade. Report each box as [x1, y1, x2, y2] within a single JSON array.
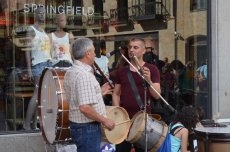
[[0, 0, 209, 128], [0, 0, 229, 151]]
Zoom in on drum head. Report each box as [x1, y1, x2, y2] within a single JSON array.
[[127, 111, 168, 151], [104, 106, 131, 144], [39, 69, 59, 144], [126, 111, 145, 143]]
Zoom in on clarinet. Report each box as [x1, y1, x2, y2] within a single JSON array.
[[93, 62, 114, 88]]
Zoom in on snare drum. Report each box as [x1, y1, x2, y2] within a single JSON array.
[[102, 106, 131, 144], [38, 68, 71, 144], [126, 111, 168, 151]]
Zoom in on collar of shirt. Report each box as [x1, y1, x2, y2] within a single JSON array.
[[73, 60, 94, 74]]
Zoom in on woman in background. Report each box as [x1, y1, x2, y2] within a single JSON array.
[[169, 106, 199, 152]]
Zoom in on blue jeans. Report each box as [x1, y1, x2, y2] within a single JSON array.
[[70, 121, 101, 152], [32, 61, 52, 77]]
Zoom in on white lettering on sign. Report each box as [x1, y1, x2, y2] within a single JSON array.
[[23, 4, 94, 15]]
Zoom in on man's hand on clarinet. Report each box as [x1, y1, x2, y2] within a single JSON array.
[[101, 82, 113, 96]]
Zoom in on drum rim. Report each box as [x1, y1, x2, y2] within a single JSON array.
[[150, 122, 168, 151], [126, 111, 146, 143], [38, 68, 70, 144], [38, 68, 52, 144]]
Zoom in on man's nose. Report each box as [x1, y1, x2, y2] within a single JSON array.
[[129, 47, 134, 52]]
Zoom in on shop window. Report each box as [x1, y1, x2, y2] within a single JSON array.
[[0, 0, 210, 138], [191, 0, 207, 11]]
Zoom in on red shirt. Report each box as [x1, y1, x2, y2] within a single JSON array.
[[115, 62, 160, 118]]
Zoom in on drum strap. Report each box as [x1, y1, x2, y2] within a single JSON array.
[[127, 69, 144, 110]]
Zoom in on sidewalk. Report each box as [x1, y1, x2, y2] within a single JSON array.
[[0, 132, 54, 152]]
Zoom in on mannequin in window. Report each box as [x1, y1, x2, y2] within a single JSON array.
[[49, 13, 74, 68], [23, 6, 52, 130]]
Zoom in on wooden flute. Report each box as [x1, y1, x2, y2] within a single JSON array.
[[93, 61, 114, 88]]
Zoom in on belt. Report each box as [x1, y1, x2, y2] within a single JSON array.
[[70, 121, 99, 125]]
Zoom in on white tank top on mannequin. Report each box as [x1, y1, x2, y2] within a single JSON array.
[[30, 26, 51, 66], [51, 32, 73, 65]]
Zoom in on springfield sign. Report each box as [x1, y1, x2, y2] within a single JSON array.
[[23, 4, 94, 15]]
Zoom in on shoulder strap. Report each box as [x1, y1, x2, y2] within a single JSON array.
[[127, 69, 144, 109], [67, 33, 71, 44], [170, 124, 184, 136], [50, 32, 53, 42], [169, 123, 184, 152], [69, 32, 74, 45]]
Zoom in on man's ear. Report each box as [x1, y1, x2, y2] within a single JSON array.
[[86, 51, 90, 56]]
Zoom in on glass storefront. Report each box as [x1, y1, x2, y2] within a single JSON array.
[[0, 0, 209, 133]]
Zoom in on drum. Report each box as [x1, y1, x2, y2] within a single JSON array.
[[102, 106, 131, 144], [198, 139, 230, 152], [195, 123, 230, 152], [38, 68, 71, 144], [126, 111, 168, 152]]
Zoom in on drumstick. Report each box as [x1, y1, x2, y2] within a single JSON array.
[[103, 120, 131, 129], [115, 120, 131, 126]]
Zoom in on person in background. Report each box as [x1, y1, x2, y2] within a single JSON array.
[[195, 106, 205, 127], [164, 57, 169, 64], [23, 6, 52, 130], [112, 37, 161, 152], [161, 63, 176, 107], [162, 57, 170, 73], [93, 39, 109, 85], [196, 59, 207, 91], [49, 13, 74, 68], [109, 45, 129, 83], [93, 39, 112, 106], [143, 47, 159, 66], [170, 60, 195, 109], [170, 60, 194, 93], [63, 38, 115, 152], [168, 106, 199, 152]]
